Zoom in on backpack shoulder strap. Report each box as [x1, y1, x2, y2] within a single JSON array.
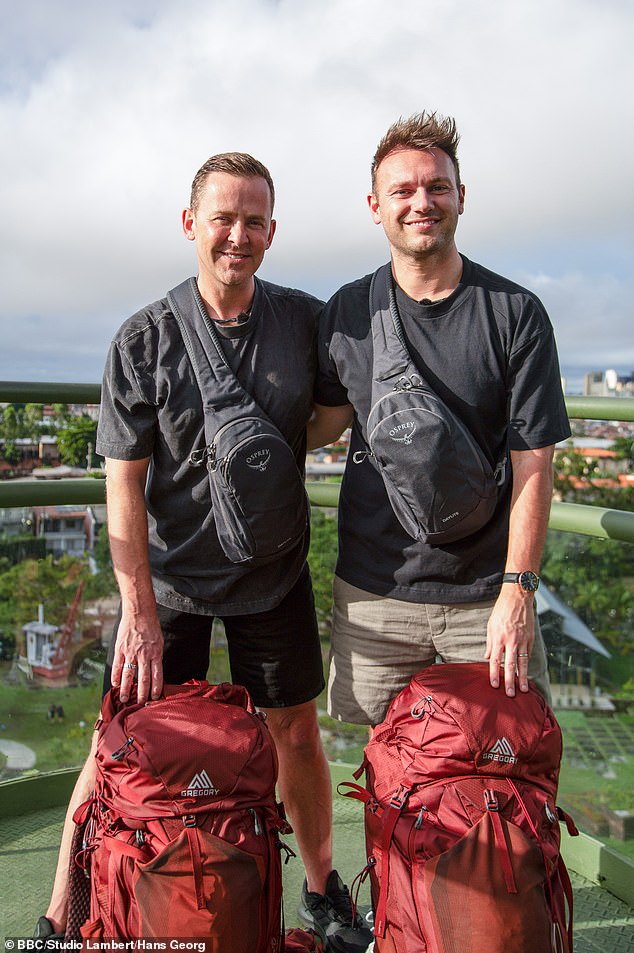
[[167, 277, 250, 415], [368, 263, 415, 383]]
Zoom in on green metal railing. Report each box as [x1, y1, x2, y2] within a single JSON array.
[[1, 384, 631, 542]]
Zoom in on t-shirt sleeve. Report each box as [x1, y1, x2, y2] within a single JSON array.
[[95, 339, 157, 460], [313, 292, 353, 407], [507, 298, 571, 450]]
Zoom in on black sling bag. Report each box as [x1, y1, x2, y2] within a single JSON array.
[[167, 278, 309, 566], [353, 263, 506, 545]]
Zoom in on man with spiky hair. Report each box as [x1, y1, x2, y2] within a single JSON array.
[[307, 112, 570, 730]]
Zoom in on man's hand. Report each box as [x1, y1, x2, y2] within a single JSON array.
[[111, 609, 164, 704], [104, 455, 164, 704], [486, 445, 554, 697], [485, 587, 535, 696]]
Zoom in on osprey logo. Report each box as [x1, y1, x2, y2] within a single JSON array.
[[181, 769, 219, 797], [389, 422, 416, 445], [482, 737, 518, 765], [246, 448, 271, 472]]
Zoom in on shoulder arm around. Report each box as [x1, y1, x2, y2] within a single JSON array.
[[307, 402, 354, 451]]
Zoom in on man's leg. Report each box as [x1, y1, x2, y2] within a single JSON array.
[[223, 565, 332, 889], [44, 736, 98, 933], [260, 700, 332, 894], [328, 576, 437, 727], [223, 564, 373, 952]]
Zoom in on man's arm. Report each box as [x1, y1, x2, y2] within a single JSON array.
[[307, 402, 354, 451], [105, 456, 163, 703], [485, 445, 554, 696]]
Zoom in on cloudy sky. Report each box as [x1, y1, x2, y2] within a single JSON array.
[[1, 0, 632, 388]]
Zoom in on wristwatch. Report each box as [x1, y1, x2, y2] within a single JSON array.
[[502, 571, 540, 593]]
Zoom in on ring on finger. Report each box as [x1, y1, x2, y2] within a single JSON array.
[[518, 653, 529, 659], [124, 662, 138, 670]]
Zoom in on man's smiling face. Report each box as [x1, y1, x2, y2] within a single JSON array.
[[183, 171, 275, 293], [368, 147, 464, 263]]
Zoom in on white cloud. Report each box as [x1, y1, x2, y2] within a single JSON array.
[[521, 270, 634, 368], [0, 0, 632, 381]]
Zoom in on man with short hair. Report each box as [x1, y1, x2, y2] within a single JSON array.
[[40, 153, 372, 953], [308, 112, 571, 728]]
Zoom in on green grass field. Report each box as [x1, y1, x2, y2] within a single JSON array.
[[0, 675, 102, 773]]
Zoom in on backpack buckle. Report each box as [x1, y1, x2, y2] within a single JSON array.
[[188, 447, 208, 467], [389, 784, 411, 810], [182, 814, 197, 828], [188, 445, 216, 470], [411, 695, 433, 719], [494, 457, 507, 486], [484, 789, 499, 812], [395, 374, 422, 392]]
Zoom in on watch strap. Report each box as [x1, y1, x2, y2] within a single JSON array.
[[502, 571, 540, 592]]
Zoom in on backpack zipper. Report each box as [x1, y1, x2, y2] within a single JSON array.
[[111, 736, 137, 760]]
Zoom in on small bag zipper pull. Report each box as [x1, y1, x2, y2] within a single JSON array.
[[111, 736, 137, 761]]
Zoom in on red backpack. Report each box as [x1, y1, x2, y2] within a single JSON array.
[[73, 681, 289, 951], [341, 663, 578, 953]]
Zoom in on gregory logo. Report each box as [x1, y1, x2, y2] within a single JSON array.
[[483, 737, 518, 765], [182, 770, 219, 797], [389, 422, 416, 445], [246, 448, 271, 472]]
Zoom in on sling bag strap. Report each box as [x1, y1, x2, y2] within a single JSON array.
[[167, 277, 309, 566], [352, 263, 509, 543], [167, 277, 260, 430], [365, 262, 507, 488], [369, 262, 419, 385]]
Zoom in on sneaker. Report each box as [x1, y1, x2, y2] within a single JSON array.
[[297, 869, 374, 953], [33, 917, 65, 948]]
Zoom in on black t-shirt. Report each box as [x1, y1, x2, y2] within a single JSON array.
[[314, 256, 571, 604], [96, 277, 322, 615]]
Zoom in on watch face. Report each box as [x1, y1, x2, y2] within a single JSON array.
[[519, 571, 540, 592]]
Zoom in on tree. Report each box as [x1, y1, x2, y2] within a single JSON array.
[[611, 437, 634, 466], [57, 416, 101, 468], [554, 448, 601, 495], [83, 526, 117, 599], [51, 403, 70, 426], [307, 508, 339, 631], [1, 441, 20, 465], [23, 403, 44, 441], [0, 555, 89, 655], [541, 532, 633, 657], [0, 405, 20, 442]]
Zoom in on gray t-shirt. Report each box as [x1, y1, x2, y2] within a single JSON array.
[[96, 277, 322, 615], [315, 256, 571, 604]]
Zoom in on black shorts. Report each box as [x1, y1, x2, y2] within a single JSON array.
[[104, 563, 324, 709]]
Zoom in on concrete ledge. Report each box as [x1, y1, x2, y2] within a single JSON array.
[[0, 767, 80, 817], [560, 823, 634, 908]]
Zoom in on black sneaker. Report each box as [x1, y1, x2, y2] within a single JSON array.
[[297, 869, 374, 953], [33, 917, 65, 948]]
